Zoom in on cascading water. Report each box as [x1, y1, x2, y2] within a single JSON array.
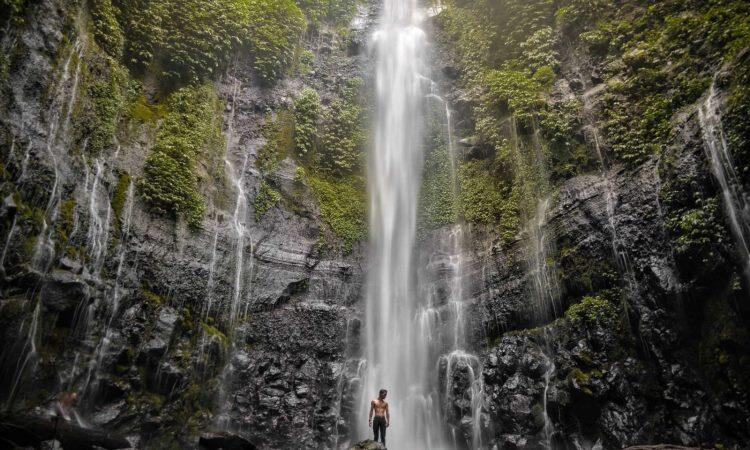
[[4, 38, 84, 410], [361, 3, 487, 446], [361, 0, 437, 447], [30, 39, 84, 272], [214, 74, 257, 429], [698, 82, 750, 285], [0, 215, 18, 273], [78, 178, 135, 400], [84, 157, 113, 278], [525, 196, 560, 449]]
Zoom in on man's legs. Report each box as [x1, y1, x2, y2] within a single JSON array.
[[373, 416, 386, 445], [374, 417, 386, 445]]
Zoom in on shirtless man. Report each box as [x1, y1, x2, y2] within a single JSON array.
[[368, 389, 390, 446]]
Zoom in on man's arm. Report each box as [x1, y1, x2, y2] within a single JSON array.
[[385, 402, 390, 427], [368, 400, 374, 425]]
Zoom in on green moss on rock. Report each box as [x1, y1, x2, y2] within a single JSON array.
[[253, 180, 282, 221], [140, 84, 223, 228], [307, 174, 366, 252]]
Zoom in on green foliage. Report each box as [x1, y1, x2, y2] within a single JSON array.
[[298, 49, 315, 75], [246, 0, 306, 83], [565, 294, 619, 327], [318, 79, 365, 174], [597, 0, 750, 166], [459, 160, 519, 241], [554, 0, 612, 37], [539, 100, 594, 180], [115, 0, 305, 84], [57, 199, 76, 244], [296, 0, 358, 28], [483, 70, 545, 122], [112, 171, 131, 230], [140, 84, 223, 228], [0, 0, 30, 25], [128, 93, 166, 123], [141, 288, 165, 306], [200, 322, 229, 348], [158, 0, 250, 83], [253, 180, 282, 221], [294, 87, 321, 157], [665, 197, 729, 262], [77, 51, 127, 155], [253, 80, 367, 249], [306, 174, 366, 251], [434, 5, 493, 82], [256, 109, 295, 174], [91, 0, 125, 59], [519, 26, 558, 72], [418, 144, 458, 237]]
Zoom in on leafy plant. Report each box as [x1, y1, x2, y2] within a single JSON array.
[[294, 87, 321, 157], [140, 84, 223, 227]]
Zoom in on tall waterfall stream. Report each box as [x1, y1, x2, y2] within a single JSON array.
[[360, 1, 483, 448]]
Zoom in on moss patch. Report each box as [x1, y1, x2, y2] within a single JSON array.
[[140, 83, 224, 228], [306, 174, 366, 252]]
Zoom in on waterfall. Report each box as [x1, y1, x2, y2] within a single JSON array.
[[214, 73, 257, 430], [361, 0, 436, 447], [698, 83, 750, 285], [30, 39, 84, 272], [0, 215, 18, 272], [588, 128, 641, 327], [524, 196, 559, 449], [4, 38, 84, 410], [78, 179, 135, 400], [84, 157, 113, 278]]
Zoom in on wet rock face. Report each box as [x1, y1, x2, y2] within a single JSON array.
[[451, 66, 750, 450], [424, 11, 750, 449], [0, 0, 373, 448]]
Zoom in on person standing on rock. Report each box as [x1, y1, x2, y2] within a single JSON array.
[[368, 388, 390, 446]]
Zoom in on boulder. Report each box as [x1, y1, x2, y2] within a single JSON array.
[[351, 440, 386, 450]]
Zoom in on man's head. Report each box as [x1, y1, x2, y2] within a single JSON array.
[[378, 389, 387, 400]]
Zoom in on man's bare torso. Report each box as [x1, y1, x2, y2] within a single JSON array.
[[371, 399, 388, 417]]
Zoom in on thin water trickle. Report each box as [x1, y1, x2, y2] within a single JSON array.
[[523, 196, 560, 449], [0, 215, 18, 271], [698, 83, 750, 285], [85, 157, 113, 278], [227, 153, 250, 329], [540, 344, 556, 449], [590, 128, 641, 311], [528, 197, 561, 321], [6, 40, 85, 410], [5, 302, 41, 410], [213, 74, 258, 430], [30, 39, 84, 271], [77, 177, 134, 402], [204, 225, 221, 319], [19, 142, 32, 180]]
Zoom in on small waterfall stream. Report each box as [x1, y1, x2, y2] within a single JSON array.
[[524, 196, 560, 449], [30, 39, 84, 272], [698, 82, 750, 284], [214, 74, 257, 430], [5, 37, 85, 410]]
